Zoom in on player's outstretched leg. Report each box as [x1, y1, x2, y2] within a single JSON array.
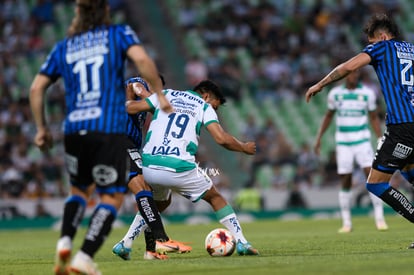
[[215, 204, 259, 256], [203, 185, 259, 256], [112, 213, 148, 260]]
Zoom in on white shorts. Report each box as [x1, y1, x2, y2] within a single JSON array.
[[336, 141, 374, 174], [142, 166, 213, 202]]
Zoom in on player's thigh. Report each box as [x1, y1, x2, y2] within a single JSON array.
[[143, 167, 213, 202], [336, 145, 355, 174], [355, 142, 374, 169], [175, 167, 214, 202]]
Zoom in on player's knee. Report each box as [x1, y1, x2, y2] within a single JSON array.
[[400, 169, 414, 185], [366, 182, 390, 197], [155, 199, 170, 212]]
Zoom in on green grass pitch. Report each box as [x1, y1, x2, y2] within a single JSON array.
[[1, 215, 414, 275]]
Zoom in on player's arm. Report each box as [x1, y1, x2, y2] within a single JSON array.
[[29, 74, 53, 151], [206, 122, 256, 155], [127, 45, 172, 113], [126, 99, 152, 114], [314, 110, 334, 155], [368, 110, 382, 138], [306, 53, 372, 102]]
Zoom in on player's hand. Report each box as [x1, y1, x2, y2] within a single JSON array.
[[132, 83, 151, 99], [243, 141, 256, 155], [34, 127, 53, 152], [158, 93, 174, 113], [305, 84, 322, 103]]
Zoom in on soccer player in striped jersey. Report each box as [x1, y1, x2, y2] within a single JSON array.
[[314, 70, 387, 233], [112, 76, 191, 261], [126, 80, 259, 256], [306, 14, 414, 246], [29, 1, 170, 274]]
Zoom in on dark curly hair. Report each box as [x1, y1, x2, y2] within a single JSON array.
[[363, 13, 401, 39], [68, 0, 111, 36]]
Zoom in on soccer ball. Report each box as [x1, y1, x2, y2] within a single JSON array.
[[205, 228, 236, 257]]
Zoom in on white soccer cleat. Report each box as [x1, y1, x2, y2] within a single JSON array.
[[338, 226, 352, 233], [143, 251, 169, 260], [376, 221, 389, 231], [70, 251, 102, 275], [54, 236, 72, 275]]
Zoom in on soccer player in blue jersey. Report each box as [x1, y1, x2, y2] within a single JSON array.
[[29, 1, 171, 274], [306, 13, 414, 246]]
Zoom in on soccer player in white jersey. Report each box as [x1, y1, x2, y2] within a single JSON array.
[[126, 80, 259, 255], [314, 70, 388, 233]]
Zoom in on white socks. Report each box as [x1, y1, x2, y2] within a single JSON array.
[[219, 213, 247, 243], [368, 192, 385, 223], [338, 190, 352, 228], [122, 213, 148, 248]]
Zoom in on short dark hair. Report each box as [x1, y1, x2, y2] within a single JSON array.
[[363, 13, 400, 39], [193, 80, 226, 105]]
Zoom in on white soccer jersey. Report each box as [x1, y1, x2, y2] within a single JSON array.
[[142, 89, 219, 172], [327, 83, 377, 146]]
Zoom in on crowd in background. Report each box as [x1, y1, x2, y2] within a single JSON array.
[[1, 0, 412, 215], [0, 0, 126, 201], [178, 0, 402, 191], [181, 0, 400, 101], [0, 0, 219, 205], [1, 0, 66, 202]]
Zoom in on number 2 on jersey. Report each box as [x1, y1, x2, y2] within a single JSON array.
[[401, 58, 414, 86]]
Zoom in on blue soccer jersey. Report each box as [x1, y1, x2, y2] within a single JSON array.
[[126, 107, 147, 148], [39, 24, 141, 134], [124, 77, 151, 148], [363, 40, 414, 125]]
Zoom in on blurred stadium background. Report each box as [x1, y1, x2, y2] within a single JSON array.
[[1, 0, 414, 227]]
